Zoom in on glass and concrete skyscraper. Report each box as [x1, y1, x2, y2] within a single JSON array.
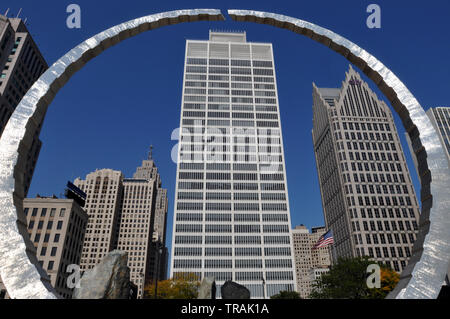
[[170, 31, 297, 298], [312, 66, 421, 273]]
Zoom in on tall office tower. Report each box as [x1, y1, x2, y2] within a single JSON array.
[[170, 31, 297, 298], [0, 14, 48, 196], [312, 66, 421, 273], [116, 152, 169, 298], [291, 225, 331, 298], [131, 149, 168, 282], [74, 169, 124, 271], [73, 149, 169, 299]]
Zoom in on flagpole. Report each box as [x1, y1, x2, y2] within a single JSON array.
[[331, 227, 337, 265]]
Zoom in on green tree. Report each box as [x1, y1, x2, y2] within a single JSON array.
[[270, 290, 302, 299], [309, 256, 399, 299], [144, 273, 200, 299]]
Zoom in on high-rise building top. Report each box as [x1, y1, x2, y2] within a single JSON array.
[[73, 149, 168, 299], [170, 31, 297, 298], [0, 14, 48, 196], [74, 169, 124, 271], [312, 66, 421, 273]]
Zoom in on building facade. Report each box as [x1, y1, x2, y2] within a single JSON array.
[[0, 196, 88, 299], [74, 169, 124, 271], [74, 150, 168, 298], [291, 225, 331, 298], [170, 31, 297, 298], [117, 154, 169, 298], [312, 66, 421, 273], [0, 14, 47, 196]]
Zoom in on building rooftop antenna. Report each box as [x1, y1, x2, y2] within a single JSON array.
[[16, 8, 22, 18], [148, 145, 153, 160], [4, 8, 9, 17]]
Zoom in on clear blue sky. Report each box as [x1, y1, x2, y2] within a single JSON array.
[[6, 1, 449, 265]]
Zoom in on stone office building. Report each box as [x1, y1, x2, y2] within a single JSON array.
[[0, 196, 88, 299], [0, 14, 47, 196], [312, 66, 421, 273]]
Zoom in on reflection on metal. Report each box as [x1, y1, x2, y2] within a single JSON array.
[[0, 9, 224, 299], [228, 9, 450, 299]]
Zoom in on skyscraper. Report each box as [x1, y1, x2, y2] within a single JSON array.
[[170, 31, 297, 298], [74, 169, 124, 271], [291, 225, 331, 298], [117, 150, 168, 298], [74, 148, 168, 298], [0, 14, 48, 196], [312, 66, 421, 273]]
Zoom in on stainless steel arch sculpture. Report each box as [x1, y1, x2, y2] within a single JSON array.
[[0, 7, 448, 300], [228, 9, 450, 299], [0, 9, 224, 299]]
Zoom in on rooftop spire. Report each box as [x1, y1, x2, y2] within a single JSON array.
[[148, 145, 153, 160]]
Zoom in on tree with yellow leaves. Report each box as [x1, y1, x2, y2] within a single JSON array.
[[368, 266, 400, 298], [144, 273, 200, 299]]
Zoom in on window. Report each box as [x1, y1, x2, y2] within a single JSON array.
[[59, 208, 66, 217], [40, 247, 47, 256], [54, 234, 60, 243]]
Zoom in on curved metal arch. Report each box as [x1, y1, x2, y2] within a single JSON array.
[[0, 9, 224, 299], [228, 9, 450, 299]]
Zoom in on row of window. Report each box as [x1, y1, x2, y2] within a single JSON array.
[[174, 235, 291, 244], [177, 181, 285, 191], [178, 172, 285, 180], [173, 259, 293, 269], [174, 247, 292, 257], [183, 103, 278, 113], [186, 58, 272, 68], [176, 213, 288, 222], [183, 111, 279, 120], [176, 202, 287, 211], [185, 81, 275, 90]]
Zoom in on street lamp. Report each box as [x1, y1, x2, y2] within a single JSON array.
[[154, 241, 162, 299], [262, 276, 266, 299]]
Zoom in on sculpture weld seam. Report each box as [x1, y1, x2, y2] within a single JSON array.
[[0, 8, 448, 299]]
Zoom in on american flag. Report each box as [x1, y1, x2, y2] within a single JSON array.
[[312, 229, 334, 250]]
